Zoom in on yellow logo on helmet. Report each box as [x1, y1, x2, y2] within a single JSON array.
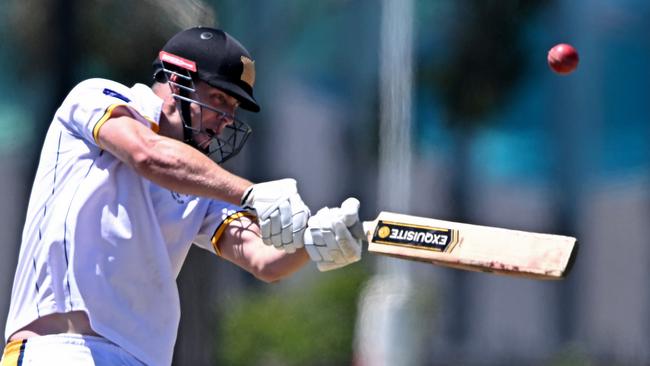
[[240, 56, 255, 88]]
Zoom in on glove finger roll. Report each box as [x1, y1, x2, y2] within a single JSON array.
[[330, 219, 358, 258], [259, 217, 272, 242], [268, 210, 283, 248], [278, 200, 293, 245]]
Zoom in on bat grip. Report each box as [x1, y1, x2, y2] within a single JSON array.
[[339, 197, 366, 242], [348, 220, 367, 242]]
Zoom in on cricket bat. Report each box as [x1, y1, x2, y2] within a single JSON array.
[[351, 211, 577, 280]]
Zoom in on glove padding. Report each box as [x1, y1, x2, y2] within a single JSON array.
[[303, 197, 363, 271], [241, 178, 310, 253]]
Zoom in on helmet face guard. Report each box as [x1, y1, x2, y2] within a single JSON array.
[[157, 51, 252, 164]]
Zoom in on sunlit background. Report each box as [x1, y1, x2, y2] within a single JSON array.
[[1, 1, 649, 365]]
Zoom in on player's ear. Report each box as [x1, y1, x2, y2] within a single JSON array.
[[168, 74, 179, 92], [153, 70, 181, 85], [160, 74, 184, 95], [153, 68, 168, 84]]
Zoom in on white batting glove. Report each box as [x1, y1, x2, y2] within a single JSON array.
[[303, 197, 363, 271], [241, 179, 310, 253]]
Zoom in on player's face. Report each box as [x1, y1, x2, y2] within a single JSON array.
[[189, 82, 241, 151]]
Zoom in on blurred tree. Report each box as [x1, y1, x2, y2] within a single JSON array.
[[6, 0, 215, 82], [417, 0, 549, 349], [420, 0, 547, 127], [6, 0, 79, 148], [5, 0, 190, 152], [216, 265, 369, 366]]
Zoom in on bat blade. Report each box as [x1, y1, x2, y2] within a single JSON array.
[[360, 211, 577, 280]]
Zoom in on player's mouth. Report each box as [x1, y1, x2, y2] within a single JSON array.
[[193, 127, 219, 152]]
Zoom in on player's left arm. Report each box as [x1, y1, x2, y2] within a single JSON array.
[[217, 215, 310, 283], [216, 197, 364, 281], [217, 197, 364, 280]]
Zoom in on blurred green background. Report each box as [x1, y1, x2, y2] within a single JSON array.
[[1, 1, 649, 365]]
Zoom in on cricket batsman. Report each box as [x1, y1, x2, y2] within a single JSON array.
[[1, 27, 363, 365]]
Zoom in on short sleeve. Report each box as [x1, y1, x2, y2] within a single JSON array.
[[194, 200, 256, 256], [56, 78, 159, 147]]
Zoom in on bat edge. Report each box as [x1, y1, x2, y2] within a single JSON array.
[[559, 239, 579, 278]]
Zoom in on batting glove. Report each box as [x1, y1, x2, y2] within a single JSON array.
[[241, 178, 310, 253], [303, 197, 363, 271]]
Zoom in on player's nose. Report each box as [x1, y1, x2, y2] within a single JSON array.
[[219, 112, 235, 128], [207, 114, 234, 135]]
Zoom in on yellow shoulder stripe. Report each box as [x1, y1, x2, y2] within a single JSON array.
[[93, 103, 126, 146], [92, 104, 160, 148]]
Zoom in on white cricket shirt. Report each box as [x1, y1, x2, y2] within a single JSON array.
[[5, 78, 245, 366]]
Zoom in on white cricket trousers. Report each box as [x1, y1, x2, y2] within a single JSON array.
[[0, 334, 145, 366]]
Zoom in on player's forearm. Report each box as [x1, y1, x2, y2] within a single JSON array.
[[132, 135, 251, 204], [220, 218, 311, 282], [98, 114, 253, 204], [248, 246, 310, 283]]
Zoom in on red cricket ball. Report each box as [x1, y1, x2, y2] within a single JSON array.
[[547, 43, 579, 75]]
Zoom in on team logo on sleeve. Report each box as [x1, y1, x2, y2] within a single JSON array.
[[103, 88, 131, 103], [170, 191, 192, 204], [372, 220, 459, 252]]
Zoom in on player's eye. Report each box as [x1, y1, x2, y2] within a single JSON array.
[[213, 93, 227, 106]]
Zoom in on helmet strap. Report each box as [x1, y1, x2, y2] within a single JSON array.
[[176, 88, 198, 148]]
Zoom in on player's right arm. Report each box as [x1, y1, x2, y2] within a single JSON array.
[[65, 78, 305, 247], [95, 105, 309, 248]]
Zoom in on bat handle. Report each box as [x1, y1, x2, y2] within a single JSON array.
[[339, 197, 366, 242], [348, 220, 367, 242]]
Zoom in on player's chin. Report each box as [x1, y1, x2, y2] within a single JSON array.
[[193, 136, 212, 154], [198, 144, 211, 155]]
